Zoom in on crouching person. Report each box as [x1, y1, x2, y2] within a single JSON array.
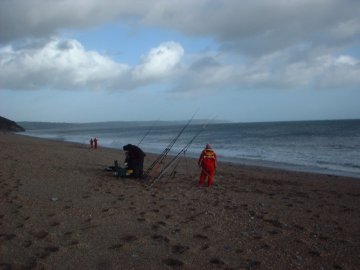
[[123, 144, 146, 178]]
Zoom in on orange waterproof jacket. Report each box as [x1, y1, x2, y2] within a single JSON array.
[[198, 149, 217, 171]]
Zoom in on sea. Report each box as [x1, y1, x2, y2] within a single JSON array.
[[20, 119, 360, 179]]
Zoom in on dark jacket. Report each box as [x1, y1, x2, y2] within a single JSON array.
[[123, 144, 146, 160]]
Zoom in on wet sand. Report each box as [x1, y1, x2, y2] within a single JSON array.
[[1, 133, 360, 269]]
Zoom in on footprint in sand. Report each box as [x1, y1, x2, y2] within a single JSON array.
[[109, 244, 123, 250], [151, 224, 159, 231], [64, 231, 73, 237], [122, 235, 138, 243], [49, 221, 60, 227], [163, 258, 184, 267], [64, 232, 79, 246], [23, 240, 32, 248], [245, 260, 261, 268], [335, 226, 343, 231], [293, 224, 304, 231], [68, 240, 79, 246], [33, 230, 48, 239], [194, 234, 208, 240], [80, 224, 98, 231], [45, 246, 60, 253], [172, 244, 189, 254], [260, 244, 271, 250], [152, 234, 169, 243], [35, 250, 51, 259], [201, 244, 210, 250], [308, 250, 321, 257], [0, 233, 16, 240], [157, 221, 167, 227], [202, 225, 211, 230], [209, 258, 224, 265], [319, 235, 329, 241], [263, 219, 283, 228]]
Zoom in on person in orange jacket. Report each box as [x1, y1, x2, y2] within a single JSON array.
[[198, 144, 217, 187]]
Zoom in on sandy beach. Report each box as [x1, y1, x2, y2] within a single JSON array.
[[1, 133, 360, 269]]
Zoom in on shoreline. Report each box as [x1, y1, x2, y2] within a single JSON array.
[[1, 133, 360, 269], [19, 132, 360, 180]]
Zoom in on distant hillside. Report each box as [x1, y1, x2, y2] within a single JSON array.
[[0, 116, 25, 132], [19, 119, 231, 131]]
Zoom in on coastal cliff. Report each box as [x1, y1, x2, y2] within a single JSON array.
[[0, 116, 25, 132]]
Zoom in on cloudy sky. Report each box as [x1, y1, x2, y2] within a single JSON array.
[[1, 0, 360, 123]]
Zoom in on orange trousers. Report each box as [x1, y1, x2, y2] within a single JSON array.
[[199, 169, 215, 187]]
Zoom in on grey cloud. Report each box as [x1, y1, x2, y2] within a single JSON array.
[[171, 51, 360, 94], [0, 0, 149, 43], [189, 57, 221, 71], [144, 0, 360, 56], [1, 1, 360, 57], [57, 40, 75, 51], [1, 0, 359, 93]]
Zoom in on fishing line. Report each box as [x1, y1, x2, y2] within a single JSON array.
[[148, 118, 212, 186], [144, 112, 196, 178]]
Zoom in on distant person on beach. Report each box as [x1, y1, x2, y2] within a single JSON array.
[[90, 138, 94, 148], [94, 138, 98, 149], [198, 144, 217, 187], [123, 144, 146, 178]]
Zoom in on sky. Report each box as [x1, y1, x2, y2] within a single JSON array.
[[0, 0, 360, 123]]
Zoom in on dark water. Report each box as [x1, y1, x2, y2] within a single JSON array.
[[21, 119, 360, 178]]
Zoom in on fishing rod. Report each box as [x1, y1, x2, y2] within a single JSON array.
[[144, 113, 196, 178], [148, 120, 209, 186], [138, 120, 158, 146], [173, 116, 216, 178]]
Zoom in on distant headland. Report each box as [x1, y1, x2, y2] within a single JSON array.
[[0, 116, 25, 132]]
